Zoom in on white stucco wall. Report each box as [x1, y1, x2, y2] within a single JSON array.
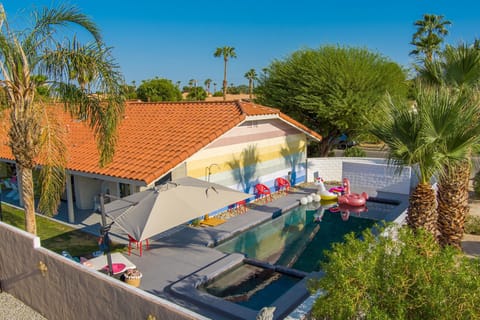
[[74, 176, 103, 209], [307, 157, 413, 195]]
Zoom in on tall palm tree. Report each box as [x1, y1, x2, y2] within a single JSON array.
[[204, 78, 212, 94], [418, 43, 480, 247], [410, 14, 451, 62], [0, 4, 125, 234], [418, 43, 480, 89], [433, 89, 480, 248], [214, 46, 237, 101], [371, 93, 446, 236], [244, 68, 257, 99]]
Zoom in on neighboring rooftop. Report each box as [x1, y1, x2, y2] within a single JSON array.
[[0, 100, 321, 185]]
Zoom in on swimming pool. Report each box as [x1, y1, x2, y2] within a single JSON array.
[[215, 203, 377, 273], [200, 262, 303, 310]]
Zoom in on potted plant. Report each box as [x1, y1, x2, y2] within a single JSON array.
[[123, 268, 142, 287]]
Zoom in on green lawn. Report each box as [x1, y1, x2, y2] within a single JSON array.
[[1, 203, 125, 257]]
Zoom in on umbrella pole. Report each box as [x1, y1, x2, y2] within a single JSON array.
[[99, 194, 114, 276]]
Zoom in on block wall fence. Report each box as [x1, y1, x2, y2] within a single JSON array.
[[306, 157, 417, 195], [0, 222, 205, 320]]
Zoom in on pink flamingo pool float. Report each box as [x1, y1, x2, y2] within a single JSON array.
[[337, 178, 368, 207]]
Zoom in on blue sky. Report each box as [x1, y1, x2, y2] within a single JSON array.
[[6, 1, 480, 88]]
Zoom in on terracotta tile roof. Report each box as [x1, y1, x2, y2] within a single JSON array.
[[0, 100, 321, 185]]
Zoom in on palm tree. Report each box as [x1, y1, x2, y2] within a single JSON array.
[[410, 14, 451, 62], [244, 69, 257, 99], [418, 43, 480, 247], [213, 46, 237, 101], [371, 93, 446, 236], [418, 43, 480, 89], [0, 4, 125, 234], [204, 78, 212, 94], [433, 89, 480, 248], [213, 82, 217, 93]]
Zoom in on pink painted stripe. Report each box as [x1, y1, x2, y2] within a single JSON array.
[[207, 128, 300, 149]]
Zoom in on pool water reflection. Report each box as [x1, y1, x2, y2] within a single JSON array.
[[216, 204, 377, 273]]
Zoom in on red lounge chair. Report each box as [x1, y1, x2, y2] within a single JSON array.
[[275, 177, 291, 194], [128, 235, 149, 257], [235, 200, 247, 214], [255, 183, 273, 203]]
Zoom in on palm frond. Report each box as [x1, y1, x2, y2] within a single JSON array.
[[23, 3, 101, 57], [36, 105, 67, 215]]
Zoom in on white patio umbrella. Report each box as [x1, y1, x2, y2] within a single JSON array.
[[104, 176, 251, 242]]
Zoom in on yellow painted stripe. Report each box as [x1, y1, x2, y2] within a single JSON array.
[[187, 149, 306, 178]]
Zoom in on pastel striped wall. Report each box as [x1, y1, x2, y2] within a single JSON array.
[[185, 119, 307, 195]]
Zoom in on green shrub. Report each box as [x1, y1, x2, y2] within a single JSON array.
[[308, 226, 480, 320], [344, 146, 366, 157], [465, 215, 480, 235]]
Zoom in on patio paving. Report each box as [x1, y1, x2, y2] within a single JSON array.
[[1, 184, 411, 319]]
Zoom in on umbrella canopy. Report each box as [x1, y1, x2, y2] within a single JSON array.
[[104, 176, 251, 241]]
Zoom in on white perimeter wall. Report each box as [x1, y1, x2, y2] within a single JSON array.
[[307, 157, 415, 195]]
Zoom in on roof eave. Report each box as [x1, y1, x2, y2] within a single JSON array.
[[245, 114, 322, 142]]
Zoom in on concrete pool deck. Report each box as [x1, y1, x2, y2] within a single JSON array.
[[119, 185, 409, 320], [0, 183, 410, 319]]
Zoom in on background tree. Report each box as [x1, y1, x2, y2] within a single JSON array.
[[136, 78, 182, 102], [122, 81, 137, 100], [214, 46, 237, 100], [204, 78, 212, 94], [186, 86, 207, 101], [256, 46, 408, 156], [0, 4, 125, 234], [244, 68, 257, 99], [410, 14, 451, 62]]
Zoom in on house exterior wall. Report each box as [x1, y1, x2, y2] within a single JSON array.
[[186, 119, 308, 194], [74, 176, 103, 210]]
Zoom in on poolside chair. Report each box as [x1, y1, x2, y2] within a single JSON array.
[[234, 200, 247, 214], [254, 183, 273, 203], [127, 235, 149, 257], [274, 177, 291, 195]]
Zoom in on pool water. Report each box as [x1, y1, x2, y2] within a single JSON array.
[[216, 204, 376, 273], [200, 263, 302, 310]]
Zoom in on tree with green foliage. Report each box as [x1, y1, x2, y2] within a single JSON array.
[[214, 46, 237, 100], [371, 85, 480, 239], [410, 14, 451, 62], [244, 68, 257, 99], [204, 78, 212, 94], [136, 78, 182, 102], [371, 91, 443, 235], [0, 4, 125, 234], [122, 81, 137, 100], [308, 226, 480, 319], [256, 46, 408, 156], [186, 86, 207, 101], [417, 42, 480, 248]]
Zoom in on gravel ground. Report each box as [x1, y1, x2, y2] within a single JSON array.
[[0, 292, 46, 320]]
